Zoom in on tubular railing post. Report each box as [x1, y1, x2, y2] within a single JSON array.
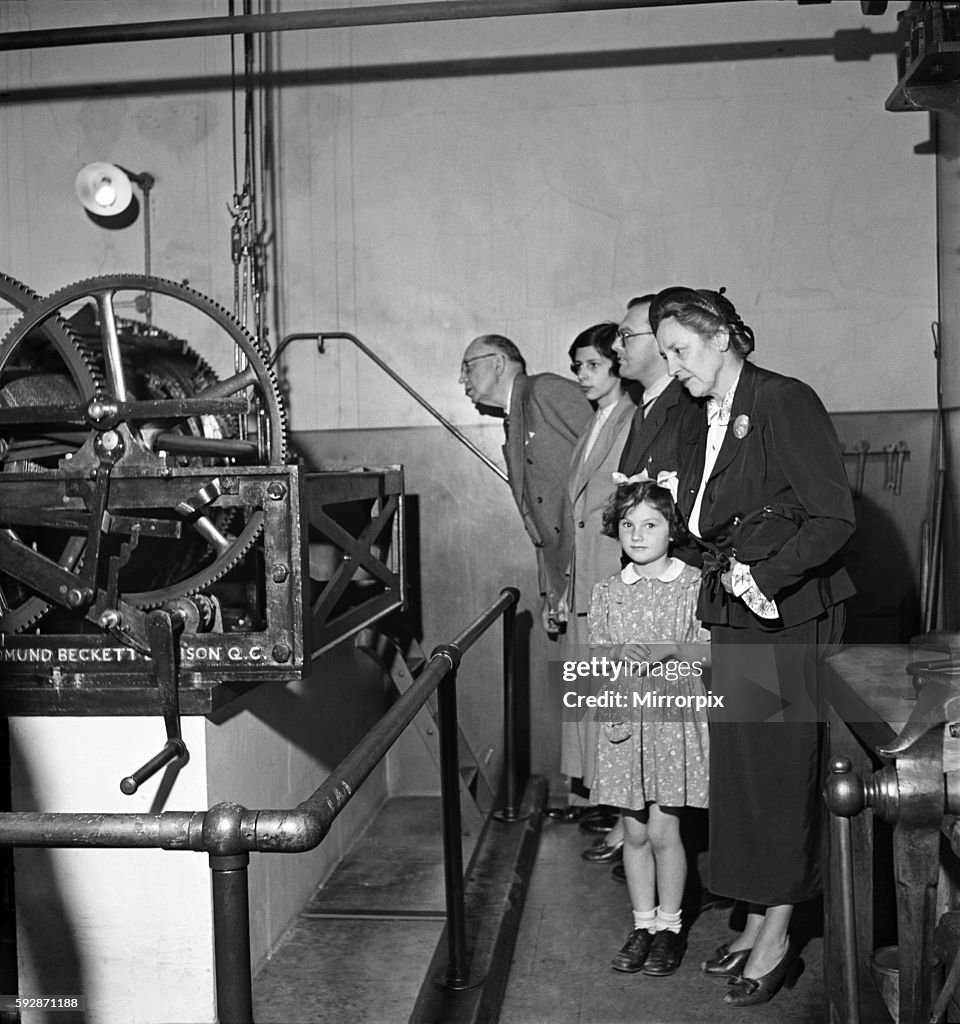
[[0, 592, 522, 1016], [210, 853, 254, 1024], [432, 643, 475, 990], [495, 587, 520, 821]]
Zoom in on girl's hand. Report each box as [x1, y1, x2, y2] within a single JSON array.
[[609, 643, 650, 665], [644, 642, 680, 664]]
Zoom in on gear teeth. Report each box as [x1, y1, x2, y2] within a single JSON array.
[[0, 277, 99, 397], [0, 274, 289, 623], [127, 512, 265, 609], [0, 274, 96, 633]]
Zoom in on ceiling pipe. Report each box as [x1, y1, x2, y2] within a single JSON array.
[[0, 0, 735, 52]]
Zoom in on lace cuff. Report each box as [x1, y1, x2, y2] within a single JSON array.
[[731, 563, 779, 620]]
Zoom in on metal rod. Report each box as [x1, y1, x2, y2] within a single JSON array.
[[0, 589, 520, 853], [435, 657, 471, 989], [97, 289, 128, 403], [500, 587, 520, 820], [119, 738, 186, 796], [448, 586, 518, 651], [0, 1, 730, 52], [834, 812, 861, 1024], [211, 853, 254, 1024], [926, 468, 945, 633], [319, 332, 508, 484]]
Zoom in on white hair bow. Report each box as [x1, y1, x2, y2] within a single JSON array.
[[610, 471, 649, 486], [657, 470, 679, 502], [610, 469, 679, 503]]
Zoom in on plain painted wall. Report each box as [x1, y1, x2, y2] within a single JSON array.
[[0, 3, 945, 1017], [0, 1, 937, 423]]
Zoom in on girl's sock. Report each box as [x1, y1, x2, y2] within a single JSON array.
[[632, 907, 656, 933], [656, 907, 682, 934]]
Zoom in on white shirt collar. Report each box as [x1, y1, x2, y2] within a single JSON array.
[[503, 376, 515, 413], [620, 556, 685, 585], [642, 373, 672, 407]]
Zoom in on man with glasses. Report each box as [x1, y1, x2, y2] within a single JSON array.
[[606, 296, 725, 913], [612, 294, 700, 479], [459, 334, 591, 635]]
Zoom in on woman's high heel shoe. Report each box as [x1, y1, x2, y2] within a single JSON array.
[[722, 942, 804, 1007], [701, 943, 752, 978]]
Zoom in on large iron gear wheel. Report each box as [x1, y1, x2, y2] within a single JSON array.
[[0, 274, 288, 625], [0, 273, 95, 632]]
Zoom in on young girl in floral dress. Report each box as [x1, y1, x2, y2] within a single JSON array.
[[588, 479, 710, 978]]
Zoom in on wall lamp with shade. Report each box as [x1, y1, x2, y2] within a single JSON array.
[[74, 162, 156, 321]]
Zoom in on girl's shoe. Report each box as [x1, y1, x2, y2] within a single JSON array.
[[701, 943, 752, 978], [610, 928, 655, 973], [723, 943, 804, 1007]]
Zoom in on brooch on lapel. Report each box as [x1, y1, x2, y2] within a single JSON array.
[[732, 414, 750, 440]]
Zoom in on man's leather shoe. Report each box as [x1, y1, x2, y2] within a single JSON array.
[[612, 863, 626, 883], [544, 806, 593, 823], [579, 806, 619, 834], [581, 838, 623, 863], [610, 928, 654, 973], [702, 943, 751, 978], [643, 929, 685, 977]]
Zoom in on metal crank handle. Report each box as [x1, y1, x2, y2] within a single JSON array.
[[120, 738, 187, 795]]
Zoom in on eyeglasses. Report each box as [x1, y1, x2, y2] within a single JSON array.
[[616, 327, 655, 344], [459, 353, 498, 377], [570, 359, 607, 374]]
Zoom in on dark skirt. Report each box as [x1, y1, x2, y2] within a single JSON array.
[[707, 605, 844, 906]]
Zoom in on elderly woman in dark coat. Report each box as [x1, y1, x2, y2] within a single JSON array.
[[648, 286, 855, 1008]]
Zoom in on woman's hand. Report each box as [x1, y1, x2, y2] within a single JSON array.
[[719, 557, 744, 594]]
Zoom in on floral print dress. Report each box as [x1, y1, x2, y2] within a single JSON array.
[[587, 558, 710, 811]]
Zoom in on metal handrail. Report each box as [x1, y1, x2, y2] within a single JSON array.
[[0, 2, 724, 52], [0, 585, 522, 1022], [274, 330, 509, 483]]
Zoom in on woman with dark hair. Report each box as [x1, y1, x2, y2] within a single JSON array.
[[648, 286, 855, 1007], [556, 322, 634, 842]]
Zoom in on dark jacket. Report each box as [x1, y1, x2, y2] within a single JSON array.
[[503, 373, 593, 610], [617, 377, 702, 480], [676, 360, 856, 629]]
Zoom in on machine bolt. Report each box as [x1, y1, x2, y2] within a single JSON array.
[[66, 587, 92, 608], [99, 429, 120, 452], [98, 609, 122, 630], [87, 398, 120, 425], [266, 482, 286, 501], [271, 563, 289, 583], [272, 643, 291, 663]]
